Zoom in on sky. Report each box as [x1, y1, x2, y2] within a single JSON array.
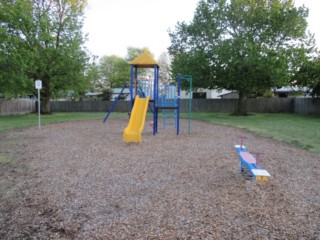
[[83, 0, 320, 60]]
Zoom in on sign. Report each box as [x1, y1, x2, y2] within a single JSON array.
[[35, 80, 42, 89]]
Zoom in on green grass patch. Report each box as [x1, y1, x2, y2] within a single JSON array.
[[1, 112, 319, 153], [0, 155, 12, 164], [187, 113, 320, 153], [0, 112, 128, 132]]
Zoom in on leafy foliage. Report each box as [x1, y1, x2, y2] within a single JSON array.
[[98, 55, 129, 88], [0, 0, 91, 113], [0, 0, 34, 96], [96, 47, 156, 91], [169, 0, 312, 115], [126, 47, 154, 78], [295, 56, 320, 97], [125, 47, 153, 62], [157, 52, 172, 86]]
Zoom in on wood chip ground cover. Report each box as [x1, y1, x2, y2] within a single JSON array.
[[0, 119, 319, 239]]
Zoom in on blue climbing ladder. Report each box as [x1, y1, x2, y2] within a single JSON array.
[[158, 86, 178, 129]]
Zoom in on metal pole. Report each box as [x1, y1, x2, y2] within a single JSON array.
[[188, 76, 192, 135], [177, 74, 181, 135], [130, 65, 133, 110], [153, 65, 158, 135], [180, 75, 192, 134], [38, 88, 41, 129], [103, 83, 127, 123]]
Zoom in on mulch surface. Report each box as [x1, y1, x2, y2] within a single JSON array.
[[0, 119, 319, 239]]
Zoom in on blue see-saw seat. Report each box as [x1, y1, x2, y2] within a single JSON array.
[[235, 145, 270, 182]]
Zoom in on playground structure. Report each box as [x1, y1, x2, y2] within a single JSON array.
[[235, 138, 270, 182], [158, 85, 178, 129], [103, 52, 192, 142]]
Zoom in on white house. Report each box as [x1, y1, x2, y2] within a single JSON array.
[[181, 88, 234, 99], [111, 88, 131, 101]]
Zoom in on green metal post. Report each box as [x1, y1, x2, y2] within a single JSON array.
[[180, 75, 192, 135], [188, 76, 192, 135]]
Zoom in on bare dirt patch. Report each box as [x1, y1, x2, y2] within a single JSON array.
[[0, 119, 319, 239]]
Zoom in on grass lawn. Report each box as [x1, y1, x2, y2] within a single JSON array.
[[187, 113, 320, 153], [1, 112, 319, 153], [0, 112, 128, 132]]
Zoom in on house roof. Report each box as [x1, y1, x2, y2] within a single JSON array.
[[130, 52, 159, 68], [112, 88, 130, 94], [217, 92, 238, 97], [85, 92, 103, 96], [273, 86, 308, 93]]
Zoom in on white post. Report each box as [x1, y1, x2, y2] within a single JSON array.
[[35, 80, 42, 130], [38, 88, 41, 129]]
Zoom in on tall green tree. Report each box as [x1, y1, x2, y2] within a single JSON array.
[[125, 47, 155, 79], [126, 46, 153, 62], [169, 0, 312, 115], [295, 56, 320, 97], [158, 52, 172, 86], [0, 0, 91, 113], [98, 55, 130, 88], [0, 0, 34, 97]]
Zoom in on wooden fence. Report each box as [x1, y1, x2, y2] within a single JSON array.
[[0, 99, 36, 116], [185, 98, 294, 113], [50, 101, 129, 113], [50, 98, 317, 114], [1, 98, 319, 115], [293, 98, 320, 115]]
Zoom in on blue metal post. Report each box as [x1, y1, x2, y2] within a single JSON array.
[[156, 65, 159, 134], [134, 66, 138, 98], [130, 65, 134, 111], [103, 83, 127, 123], [153, 65, 158, 135]]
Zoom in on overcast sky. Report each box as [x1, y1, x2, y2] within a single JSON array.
[[83, 0, 320, 60]]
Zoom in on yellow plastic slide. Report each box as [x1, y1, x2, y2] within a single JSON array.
[[123, 96, 150, 143]]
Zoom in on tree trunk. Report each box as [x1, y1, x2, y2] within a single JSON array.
[[233, 91, 248, 116], [41, 93, 51, 114], [41, 78, 51, 114]]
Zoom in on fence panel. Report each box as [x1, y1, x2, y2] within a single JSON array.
[[2, 98, 319, 116], [180, 99, 237, 112], [294, 98, 320, 115], [50, 101, 131, 113], [50, 99, 293, 113], [181, 98, 293, 113], [0, 100, 36, 116], [246, 98, 293, 113]]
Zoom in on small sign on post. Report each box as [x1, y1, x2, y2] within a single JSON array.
[[35, 80, 42, 90], [35, 80, 42, 129]]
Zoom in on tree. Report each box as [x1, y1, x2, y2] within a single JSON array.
[[125, 47, 155, 79], [295, 56, 320, 97], [0, 0, 35, 97], [169, 0, 311, 115], [0, 0, 91, 113], [98, 55, 130, 88], [126, 46, 153, 62], [158, 52, 172, 86]]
